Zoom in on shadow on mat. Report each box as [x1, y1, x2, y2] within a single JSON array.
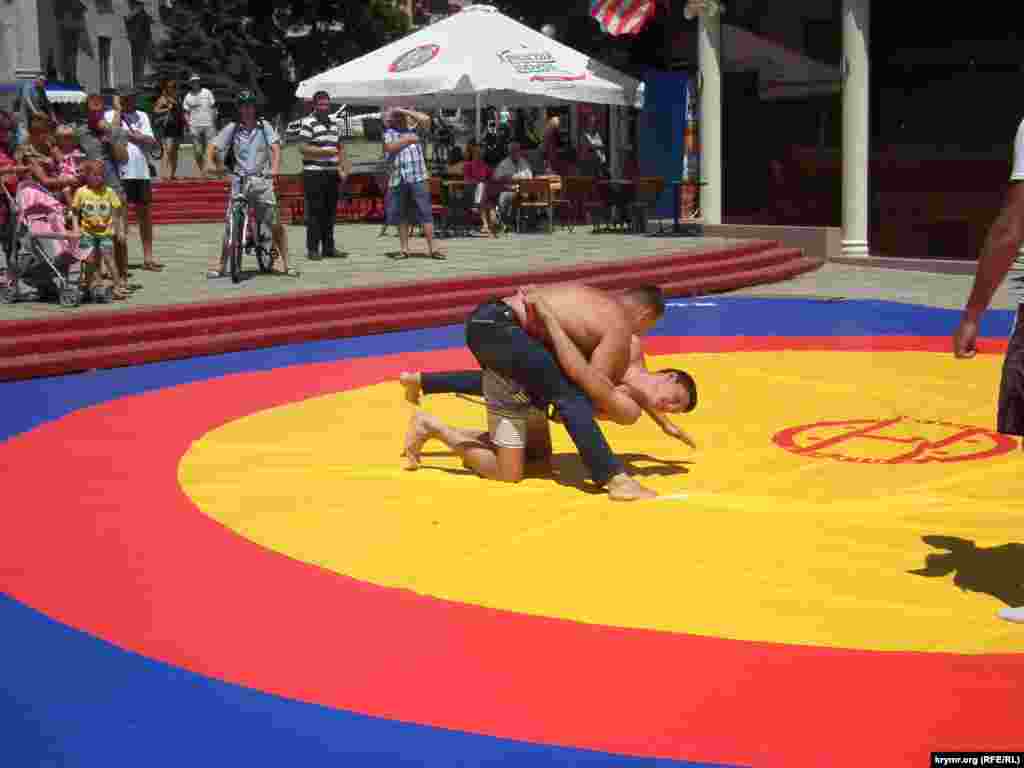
[[533, 452, 691, 494], [908, 535, 1024, 607], [414, 451, 690, 496]]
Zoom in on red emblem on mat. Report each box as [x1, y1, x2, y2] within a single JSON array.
[[773, 417, 1017, 464]]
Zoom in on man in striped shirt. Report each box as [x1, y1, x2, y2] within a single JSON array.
[[298, 91, 349, 260]]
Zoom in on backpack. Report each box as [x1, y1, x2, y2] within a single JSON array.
[[224, 119, 272, 172]]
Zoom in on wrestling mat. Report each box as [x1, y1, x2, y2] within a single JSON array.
[[2, 297, 1021, 767]]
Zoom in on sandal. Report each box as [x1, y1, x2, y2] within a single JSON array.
[[274, 267, 301, 277], [142, 262, 164, 272], [206, 269, 225, 279], [428, 250, 447, 260]]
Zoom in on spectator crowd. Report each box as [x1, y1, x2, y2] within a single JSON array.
[[2, 78, 619, 306]]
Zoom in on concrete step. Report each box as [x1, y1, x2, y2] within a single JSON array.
[[0, 247, 803, 359]]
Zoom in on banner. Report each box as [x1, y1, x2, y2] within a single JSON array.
[[680, 78, 701, 220], [589, 0, 657, 37]]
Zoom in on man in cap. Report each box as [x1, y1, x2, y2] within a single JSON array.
[[206, 90, 296, 277], [183, 74, 217, 178]]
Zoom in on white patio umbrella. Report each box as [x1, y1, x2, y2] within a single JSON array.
[[296, 3, 641, 136]]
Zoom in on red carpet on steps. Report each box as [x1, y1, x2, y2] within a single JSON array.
[[0, 239, 822, 382], [127, 178, 380, 225]]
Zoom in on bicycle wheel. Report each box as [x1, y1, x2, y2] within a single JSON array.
[[230, 204, 245, 284], [254, 222, 273, 273]]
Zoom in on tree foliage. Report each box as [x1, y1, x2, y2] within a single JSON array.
[[150, 0, 411, 119], [278, 0, 411, 82], [149, 0, 264, 100]]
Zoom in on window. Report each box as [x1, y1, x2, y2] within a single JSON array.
[[61, 28, 80, 83], [99, 36, 112, 90]]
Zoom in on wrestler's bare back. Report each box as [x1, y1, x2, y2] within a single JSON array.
[[502, 283, 633, 383]]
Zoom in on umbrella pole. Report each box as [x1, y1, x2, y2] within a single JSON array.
[[475, 92, 481, 143]]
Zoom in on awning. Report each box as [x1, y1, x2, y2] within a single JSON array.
[[46, 83, 87, 104], [0, 81, 87, 104]]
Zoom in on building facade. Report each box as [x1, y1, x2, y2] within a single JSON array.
[[1, 0, 166, 108]]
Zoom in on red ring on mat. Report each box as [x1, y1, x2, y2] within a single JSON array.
[[1, 337, 1020, 767]]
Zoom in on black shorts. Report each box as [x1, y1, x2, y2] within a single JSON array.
[[122, 179, 152, 206], [997, 307, 1024, 436]]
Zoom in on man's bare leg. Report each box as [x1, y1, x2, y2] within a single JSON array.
[[272, 222, 290, 273], [398, 221, 410, 255], [137, 204, 155, 266], [399, 371, 421, 405], [403, 410, 507, 479]]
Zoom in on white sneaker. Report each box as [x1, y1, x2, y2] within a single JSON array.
[[997, 606, 1024, 623]]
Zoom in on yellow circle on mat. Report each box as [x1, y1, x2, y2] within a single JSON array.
[[179, 351, 1024, 654]]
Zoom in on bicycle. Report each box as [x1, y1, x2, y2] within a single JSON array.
[[225, 170, 277, 284]]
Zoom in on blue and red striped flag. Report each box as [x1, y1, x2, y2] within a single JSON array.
[[589, 0, 658, 36]]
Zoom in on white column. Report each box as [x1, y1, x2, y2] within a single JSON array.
[[697, 10, 722, 224], [14, 0, 44, 81], [841, 0, 870, 257]]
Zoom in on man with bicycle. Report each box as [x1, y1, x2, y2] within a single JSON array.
[[206, 90, 297, 278]]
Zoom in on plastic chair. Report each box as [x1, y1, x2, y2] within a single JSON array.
[[515, 178, 555, 234]]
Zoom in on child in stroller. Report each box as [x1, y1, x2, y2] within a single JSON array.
[[2, 112, 91, 305], [1, 179, 93, 306]]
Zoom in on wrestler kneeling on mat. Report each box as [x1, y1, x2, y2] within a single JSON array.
[[402, 283, 695, 500], [399, 329, 698, 455]]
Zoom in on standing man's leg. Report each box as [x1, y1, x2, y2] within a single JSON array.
[[413, 179, 444, 259], [129, 181, 159, 270], [322, 171, 340, 258], [209, 193, 232, 277], [996, 313, 1024, 623], [192, 127, 208, 178], [113, 197, 129, 288], [397, 183, 412, 257], [303, 170, 323, 259], [260, 182, 294, 277]]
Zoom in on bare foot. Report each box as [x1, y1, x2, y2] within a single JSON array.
[[402, 409, 435, 470], [607, 472, 658, 501], [399, 371, 422, 405]]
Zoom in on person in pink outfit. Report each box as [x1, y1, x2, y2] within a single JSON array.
[[463, 139, 495, 236]]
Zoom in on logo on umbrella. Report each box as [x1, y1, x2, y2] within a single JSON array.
[[496, 48, 584, 82], [389, 44, 441, 73]]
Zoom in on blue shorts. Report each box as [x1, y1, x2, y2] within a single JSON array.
[[386, 180, 432, 226]]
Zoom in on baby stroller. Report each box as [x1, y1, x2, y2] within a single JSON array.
[[1, 182, 96, 307]]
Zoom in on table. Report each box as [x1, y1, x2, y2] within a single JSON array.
[[596, 179, 635, 231]]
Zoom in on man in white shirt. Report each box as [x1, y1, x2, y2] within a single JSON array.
[[952, 115, 1024, 624], [105, 87, 162, 271], [492, 142, 533, 226], [183, 74, 217, 178]]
